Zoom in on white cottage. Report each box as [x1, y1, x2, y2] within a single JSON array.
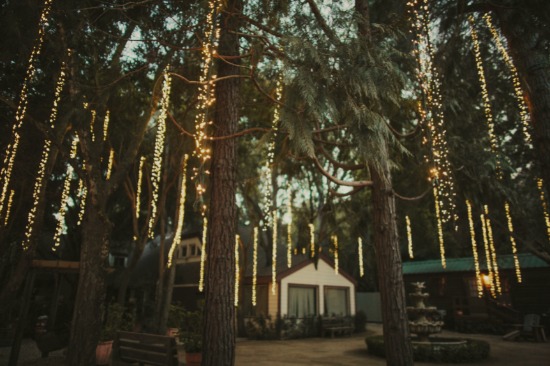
[[241, 253, 356, 319]]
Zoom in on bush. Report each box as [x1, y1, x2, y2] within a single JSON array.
[[100, 303, 134, 341], [354, 311, 367, 333], [244, 315, 279, 340], [179, 307, 203, 353], [365, 335, 490, 363]]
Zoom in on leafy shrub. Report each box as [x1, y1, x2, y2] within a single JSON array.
[[365, 335, 490, 363], [179, 307, 203, 353], [100, 303, 134, 341]]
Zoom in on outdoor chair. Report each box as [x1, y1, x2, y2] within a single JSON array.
[[502, 313, 547, 342]]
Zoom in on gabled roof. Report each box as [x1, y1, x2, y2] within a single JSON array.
[[403, 253, 549, 275]]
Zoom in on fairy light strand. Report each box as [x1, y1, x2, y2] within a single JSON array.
[[480, 212, 496, 297], [77, 178, 86, 226], [167, 155, 189, 268], [271, 210, 278, 295], [286, 187, 292, 268], [147, 67, 172, 239], [22, 57, 68, 249], [4, 190, 14, 227], [199, 217, 208, 292], [358, 237, 364, 277], [135, 156, 145, 219], [332, 235, 339, 275], [52, 138, 79, 251], [433, 185, 446, 268], [406, 215, 414, 259], [483, 205, 502, 294], [235, 234, 240, 307], [537, 178, 550, 241], [90, 110, 97, 142], [252, 226, 258, 306], [309, 223, 315, 258], [466, 200, 484, 297], [408, 0, 458, 226], [106, 149, 114, 180], [103, 111, 110, 142], [0, 0, 54, 221], [504, 202, 522, 283]]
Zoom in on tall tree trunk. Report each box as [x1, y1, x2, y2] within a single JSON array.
[[202, 0, 241, 364], [67, 192, 111, 365], [370, 162, 414, 366], [496, 6, 550, 193]]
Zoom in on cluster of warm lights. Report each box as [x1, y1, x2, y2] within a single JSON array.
[[309, 223, 315, 258], [286, 187, 293, 268], [466, 200, 484, 297], [167, 155, 189, 268], [468, 16, 502, 179], [135, 156, 145, 219], [504, 202, 522, 282], [147, 68, 172, 239], [199, 217, 208, 292], [22, 58, 67, 249], [358, 237, 364, 277], [406, 215, 414, 259], [479, 212, 495, 297], [4, 190, 14, 226], [261, 78, 283, 229], [103, 111, 110, 142], [537, 178, 550, 241], [106, 149, 114, 180], [52, 138, 79, 251], [235, 234, 240, 307], [332, 235, 339, 274], [483, 205, 502, 294], [433, 186, 446, 268], [252, 226, 258, 306], [271, 210, 278, 295], [408, 0, 458, 227], [77, 178, 87, 226], [191, 0, 223, 214], [90, 110, 97, 142], [0, 0, 54, 222]]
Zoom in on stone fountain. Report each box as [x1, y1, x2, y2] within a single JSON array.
[[407, 282, 444, 343]]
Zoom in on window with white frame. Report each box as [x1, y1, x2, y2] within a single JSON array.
[[324, 287, 349, 316], [288, 285, 317, 318]]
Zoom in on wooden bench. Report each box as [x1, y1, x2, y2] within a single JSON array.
[[322, 317, 354, 338], [112, 331, 179, 366]]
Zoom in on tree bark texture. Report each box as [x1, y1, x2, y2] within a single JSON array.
[[370, 162, 414, 366], [496, 6, 550, 194], [202, 0, 241, 365], [67, 189, 111, 366]]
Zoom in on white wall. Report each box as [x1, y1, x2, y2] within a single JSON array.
[[279, 259, 356, 316]]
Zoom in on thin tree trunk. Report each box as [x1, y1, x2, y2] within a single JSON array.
[[370, 162, 414, 366], [202, 0, 241, 364], [67, 194, 112, 365]]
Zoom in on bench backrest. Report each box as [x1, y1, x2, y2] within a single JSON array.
[[113, 331, 178, 366]]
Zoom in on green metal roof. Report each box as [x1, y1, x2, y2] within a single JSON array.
[[402, 253, 549, 275]]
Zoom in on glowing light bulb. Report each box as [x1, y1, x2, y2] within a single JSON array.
[[406, 215, 414, 259]]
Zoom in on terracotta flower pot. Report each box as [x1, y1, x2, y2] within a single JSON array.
[[185, 352, 202, 366], [96, 340, 113, 365]]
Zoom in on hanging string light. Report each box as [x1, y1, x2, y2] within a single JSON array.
[[271, 210, 278, 295], [191, 0, 223, 217], [537, 178, 550, 241], [480, 212, 496, 297], [408, 0, 458, 226], [468, 16, 502, 179], [286, 186, 292, 268], [358, 237, 364, 277], [433, 185, 446, 268], [77, 178, 86, 226], [105, 149, 114, 181], [147, 67, 171, 239], [199, 217, 208, 292], [0, 0, 54, 221], [309, 223, 315, 258], [4, 190, 14, 226], [252, 226, 258, 306], [504, 202, 522, 283], [332, 235, 339, 274], [235, 234, 240, 307], [466, 200, 484, 297], [483, 205, 502, 294], [167, 155, 189, 269], [135, 156, 145, 219], [90, 110, 97, 142], [103, 111, 110, 142], [406, 215, 414, 259], [52, 138, 79, 251], [22, 57, 67, 248]]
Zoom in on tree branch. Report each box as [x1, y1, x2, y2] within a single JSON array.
[[312, 155, 372, 188]]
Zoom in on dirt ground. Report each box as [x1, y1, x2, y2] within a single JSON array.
[[1, 323, 549, 365]]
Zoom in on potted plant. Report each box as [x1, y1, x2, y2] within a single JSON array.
[[179, 308, 203, 366], [166, 303, 186, 338], [96, 303, 134, 365]]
